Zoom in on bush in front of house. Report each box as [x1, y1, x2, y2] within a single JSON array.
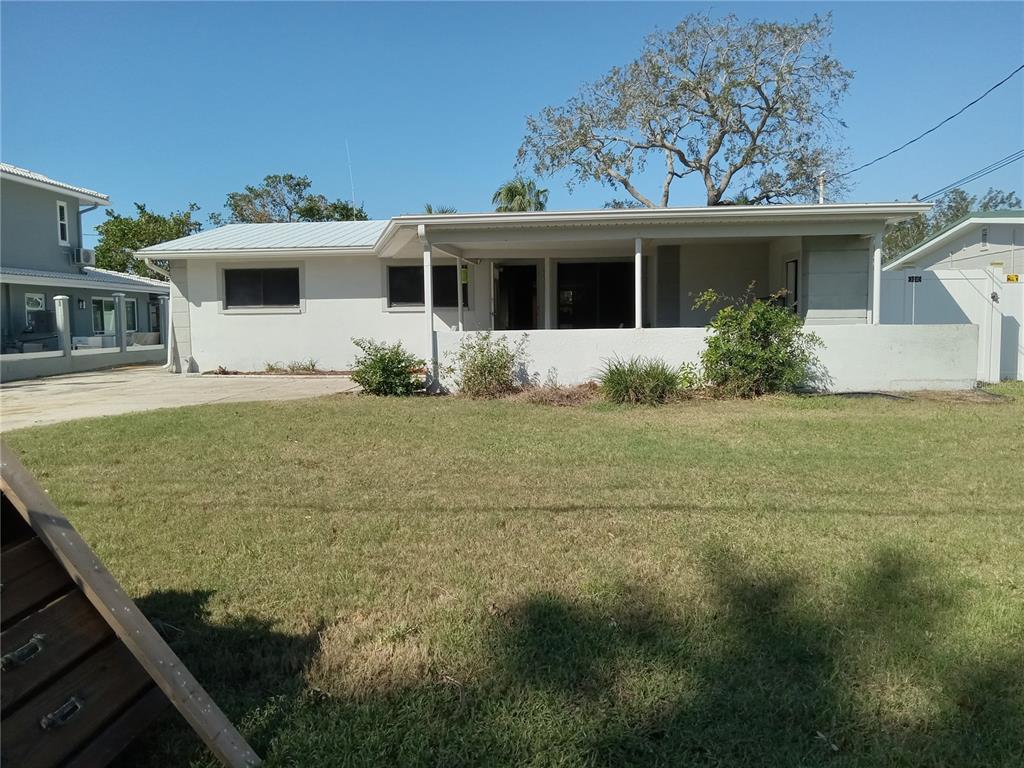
[[448, 331, 529, 398], [694, 287, 822, 398], [350, 338, 425, 396], [599, 356, 682, 405]]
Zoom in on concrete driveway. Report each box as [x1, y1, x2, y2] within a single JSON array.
[[0, 365, 358, 431]]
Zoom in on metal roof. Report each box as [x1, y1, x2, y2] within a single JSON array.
[[0, 265, 169, 293], [884, 209, 1024, 270], [139, 220, 389, 254], [0, 163, 109, 205]]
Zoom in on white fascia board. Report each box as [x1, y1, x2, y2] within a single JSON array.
[[883, 216, 1015, 271], [138, 247, 378, 260], [0, 171, 110, 207], [0, 272, 169, 293]]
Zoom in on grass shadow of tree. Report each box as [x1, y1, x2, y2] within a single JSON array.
[[114, 589, 322, 767], [119, 546, 1023, 767]]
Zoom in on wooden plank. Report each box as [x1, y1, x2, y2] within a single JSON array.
[[2, 590, 113, 714], [1, 495, 35, 550], [0, 639, 152, 768], [0, 442, 261, 767], [2, 538, 54, 581], [63, 684, 170, 768], [0, 548, 73, 628]]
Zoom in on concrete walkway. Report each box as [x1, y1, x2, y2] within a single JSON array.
[[0, 365, 358, 431]]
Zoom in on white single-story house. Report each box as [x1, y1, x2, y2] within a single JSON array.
[[139, 202, 989, 391], [882, 210, 1023, 381]]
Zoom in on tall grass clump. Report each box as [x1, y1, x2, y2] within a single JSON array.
[[447, 331, 529, 398], [350, 338, 425, 396], [599, 357, 681, 405]]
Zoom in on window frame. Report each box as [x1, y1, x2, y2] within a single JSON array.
[[91, 297, 116, 335], [24, 292, 46, 326], [980, 227, 989, 251], [56, 201, 70, 245], [384, 263, 471, 311], [124, 298, 138, 332], [218, 262, 305, 315]]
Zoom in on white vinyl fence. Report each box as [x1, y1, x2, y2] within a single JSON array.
[[882, 268, 1021, 381]]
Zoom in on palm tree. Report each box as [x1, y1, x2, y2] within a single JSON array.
[[491, 177, 549, 212], [423, 203, 458, 214]]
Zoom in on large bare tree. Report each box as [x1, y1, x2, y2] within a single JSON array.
[[518, 13, 853, 207]]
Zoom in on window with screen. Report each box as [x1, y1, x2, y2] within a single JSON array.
[[387, 265, 468, 308], [224, 268, 300, 308]]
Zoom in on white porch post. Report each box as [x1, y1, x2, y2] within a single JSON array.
[[870, 232, 882, 324], [544, 256, 552, 329], [489, 260, 495, 330], [112, 292, 127, 352], [455, 256, 464, 332], [634, 238, 643, 329], [53, 295, 72, 358], [421, 234, 437, 386]]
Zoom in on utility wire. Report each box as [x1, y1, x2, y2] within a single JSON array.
[[918, 149, 1024, 201], [836, 63, 1024, 180]]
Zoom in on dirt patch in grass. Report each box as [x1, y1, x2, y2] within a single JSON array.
[[513, 382, 602, 406]]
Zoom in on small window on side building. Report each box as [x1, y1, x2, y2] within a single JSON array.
[[981, 227, 988, 250], [57, 201, 69, 245]]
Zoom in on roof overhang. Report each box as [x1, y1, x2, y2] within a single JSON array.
[[884, 214, 1024, 270], [153, 247, 378, 261], [378, 203, 931, 257], [0, 168, 110, 207], [0, 270, 169, 294]]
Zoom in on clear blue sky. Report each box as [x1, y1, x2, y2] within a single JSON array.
[[3, 1, 1022, 243]]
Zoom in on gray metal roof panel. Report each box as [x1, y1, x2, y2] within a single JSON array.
[[0, 163, 109, 203], [139, 220, 389, 253], [0, 265, 169, 292]]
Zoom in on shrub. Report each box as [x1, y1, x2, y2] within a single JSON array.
[[447, 331, 529, 398], [350, 338, 425, 396], [694, 288, 822, 398], [286, 358, 319, 374], [599, 356, 680, 405]]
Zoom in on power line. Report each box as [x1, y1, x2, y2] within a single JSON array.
[[836, 63, 1024, 180], [918, 149, 1024, 201]]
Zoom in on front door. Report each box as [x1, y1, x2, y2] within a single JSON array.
[[495, 265, 537, 330]]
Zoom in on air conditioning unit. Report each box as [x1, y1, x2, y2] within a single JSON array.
[[72, 248, 95, 265]]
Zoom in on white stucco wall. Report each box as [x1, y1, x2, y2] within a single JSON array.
[[435, 324, 980, 392], [176, 254, 491, 372]]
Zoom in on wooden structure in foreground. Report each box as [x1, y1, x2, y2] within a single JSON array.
[[0, 442, 260, 767]]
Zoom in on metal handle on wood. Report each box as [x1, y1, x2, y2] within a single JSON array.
[[40, 696, 83, 729], [0, 633, 46, 671]]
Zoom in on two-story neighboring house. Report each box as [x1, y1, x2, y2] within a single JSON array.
[[0, 163, 169, 353]]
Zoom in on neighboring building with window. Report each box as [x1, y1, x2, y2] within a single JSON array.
[[0, 163, 168, 353]]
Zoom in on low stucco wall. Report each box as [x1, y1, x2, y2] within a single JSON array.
[[435, 324, 980, 392], [0, 345, 166, 383]]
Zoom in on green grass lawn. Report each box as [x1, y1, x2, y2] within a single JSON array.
[[6, 384, 1024, 767]]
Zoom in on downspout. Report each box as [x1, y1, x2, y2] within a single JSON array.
[[77, 204, 100, 251], [141, 254, 175, 371]]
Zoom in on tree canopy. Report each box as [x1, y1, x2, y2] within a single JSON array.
[[883, 187, 1021, 260], [424, 203, 458, 214], [215, 174, 367, 224], [492, 177, 549, 212], [518, 13, 852, 207], [94, 203, 202, 279]]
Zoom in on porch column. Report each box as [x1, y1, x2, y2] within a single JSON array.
[[455, 257, 464, 332], [422, 238, 437, 386], [53, 295, 72, 358], [544, 256, 552, 329], [158, 295, 171, 362], [634, 238, 643, 329], [112, 292, 127, 352], [489, 260, 495, 330], [870, 232, 882, 324]]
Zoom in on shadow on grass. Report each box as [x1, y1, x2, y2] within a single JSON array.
[[121, 548, 1023, 767]]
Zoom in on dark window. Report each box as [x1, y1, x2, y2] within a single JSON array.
[[388, 265, 468, 308], [224, 268, 300, 308]]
